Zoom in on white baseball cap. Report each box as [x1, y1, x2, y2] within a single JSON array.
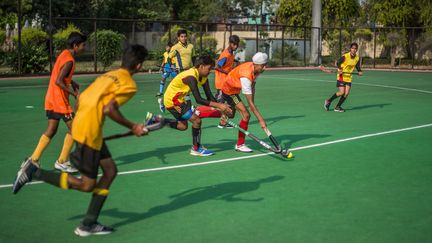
[[252, 52, 268, 64]]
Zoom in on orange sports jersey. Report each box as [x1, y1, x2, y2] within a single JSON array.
[[44, 50, 75, 114], [222, 62, 256, 95], [215, 48, 235, 90]]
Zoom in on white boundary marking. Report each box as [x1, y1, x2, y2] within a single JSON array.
[[269, 75, 432, 94], [1, 123, 431, 189]]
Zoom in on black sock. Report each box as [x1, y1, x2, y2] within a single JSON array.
[[82, 193, 108, 226], [34, 169, 62, 188], [328, 93, 338, 102], [336, 96, 347, 107], [192, 127, 201, 149], [167, 119, 178, 129]]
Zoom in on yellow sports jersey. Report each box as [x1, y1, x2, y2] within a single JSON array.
[[337, 52, 360, 82], [162, 52, 176, 66], [168, 41, 194, 70], [163, 67, 207, 108], [72, 68, 137, 150]]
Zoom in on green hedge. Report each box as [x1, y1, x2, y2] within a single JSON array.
[[89, 30, 125, 70], [7, 28, 49, 73]]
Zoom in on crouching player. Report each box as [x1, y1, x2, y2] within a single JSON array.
[[163, 55, 233, 156]]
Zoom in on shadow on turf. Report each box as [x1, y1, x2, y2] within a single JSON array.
[[346, 103, 392, 111], [114, 133, 329, 164], [67, 175, 285, 228]]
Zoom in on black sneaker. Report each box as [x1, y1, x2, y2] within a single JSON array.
[[334, 106, 345, 112], [324, 99, 331, 111], [155, 92, 162, 97], [12, 158, 39, 194], [217, 123, 234, 129], [74, 223, 114, 237]]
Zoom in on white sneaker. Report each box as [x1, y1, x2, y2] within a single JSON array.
[[54, 160, 78, 173], [235, 144, 253, 153]]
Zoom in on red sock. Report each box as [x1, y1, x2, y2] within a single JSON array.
[[237, 119, 249, 145], [196, 106, 222, 118]]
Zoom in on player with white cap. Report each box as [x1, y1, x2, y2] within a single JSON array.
[[220, 52, 269, 152]]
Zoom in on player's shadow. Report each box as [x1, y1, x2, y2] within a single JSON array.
[[114, 132, 329, 165], [201, 115, 305, 129], [67, 175, 284, 228], [346, 103, 392, 111]]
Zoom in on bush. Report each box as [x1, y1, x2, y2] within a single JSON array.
[[0, 30, 6, 46], [53, 24, 82, 53], [6, 44, 49, 73], [195, 36, 218, 58], [89, 30, 125, 70], [7, 27, 49, 73], [12, 28, 47, 46]]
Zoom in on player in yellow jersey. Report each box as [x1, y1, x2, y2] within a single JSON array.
[[164, 55, 232, 156], [168, 29, 194, 72], [12, 45, 149, 237], [157, 42, 177, 97], [324, 42, 363, 112]]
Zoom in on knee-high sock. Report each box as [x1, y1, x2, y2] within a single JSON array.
[[192, 127, 201, 150], [336, 96, 347, 107], [328, 93, 339, 102], [237, 119, 249, 145], [31, 134, 51, 161], [82, 188, 109, 226], [34, 169, 69, 189], [57, 133, 74, 163]]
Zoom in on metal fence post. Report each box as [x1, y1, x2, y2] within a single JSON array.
[[256, 24, 259, 52], [48, 0, 53, 72], [281, 26, 285, 66], [339, 27, 342, 57], [17, 0, 22, 75], [93, 19, 97, 73], [131, 21, 136, 44], [411, 28, 415, 69], [200, 24, 203, 54], [303, 26, 307, 66], [373, 27, 376, 68]]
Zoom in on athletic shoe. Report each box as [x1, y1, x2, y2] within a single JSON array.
[[144, 112, 156, 125], [190, 146, 214, 156], [157, 98, 165, 113], [54, 160, 78, 173], [334, 106, 345, 112], [324, 99, 331, 111], [235, 144, 253, 153], [12, 158, 39, 194], [74, 223, 114, 237], [155, 92, 162, 97], [217, 123, 234, 129]]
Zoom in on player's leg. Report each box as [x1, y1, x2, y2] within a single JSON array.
[[233, 100, 253, 153], [324, 81, 345, 111], [29, 113, 61, 164], [188, 113, 213, 156], [335, 84, 351, 112], [55, 114, 78, 173]]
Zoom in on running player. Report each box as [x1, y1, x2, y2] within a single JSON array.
[[12, 44, 149, 237], [157, 42, 177, 112], [324, 42, 363, 112], [215, 35, 240, 129], [164, 55, 232, 156], [221, 52, 268, 153], [168, 29, 194, 72], [20, 32, 86, 173]]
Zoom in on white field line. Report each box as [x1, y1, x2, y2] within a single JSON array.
[[1, 123, 431, 189]]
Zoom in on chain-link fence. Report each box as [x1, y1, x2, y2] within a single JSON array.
[[1, 17, 431, 76]]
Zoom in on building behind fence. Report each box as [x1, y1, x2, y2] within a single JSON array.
[[1, 17, 431, 76]]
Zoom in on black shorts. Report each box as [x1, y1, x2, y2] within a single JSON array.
[[221, 93, 242, 108], [46, 110, 74, 122], [336, 80, 352, 87], [167, 100, 194, 121], [70, 142, 112, 179]]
